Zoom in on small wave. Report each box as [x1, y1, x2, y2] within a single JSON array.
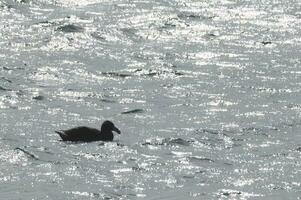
[[218, 189, 242, 197], [15, 0, 30, 4], [167, 138, 191, 146], [286, 103, 301, 110], [15, 147, 39, 161], [261, 41, 272, 45], [296, 147, 301, 152], [101, 70, 184, 79], [14, 146, 60, 164], [241, 126, 279, 137], [188, 156, 214, 163], [196, 128, 232, 137], [101, 72, 132, 78], [0, 3, 13, 9], [100, 99, 116, 103], [197, 128, 220, 135], [160, 17, 188, 29], [0, 77, 12, 83], [140, 69, 184, 77], [142, 137, 191, 146], [90, 32, 106, 41], [121, 109, 144, 114], [0, 86, 10, 91], [177, 12, 215, 20], [217, 189, 262, 198]]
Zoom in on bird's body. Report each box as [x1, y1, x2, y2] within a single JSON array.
[[55, 121, 120, 142]]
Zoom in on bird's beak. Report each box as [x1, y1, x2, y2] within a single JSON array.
[[113, 126, 121, 134]]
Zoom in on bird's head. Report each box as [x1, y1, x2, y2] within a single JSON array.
[[101, 120, 121, 134]]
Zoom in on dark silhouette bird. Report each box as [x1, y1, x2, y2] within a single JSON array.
[[55, 120, 121, 142]]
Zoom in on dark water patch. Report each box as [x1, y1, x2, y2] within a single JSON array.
[[162, 21, 177, 29], [101, 72, 132, 78], [131, 166, 145, 172], [223, 162, 233, 166], [173, 71, 184, 76], [32, 95, 45, 100], [120, 28, 141, 41], [121, 109, 144, 114], [190, 168, 206, 174], [296, 147, 301, 152], [57, 24, 84, 33], [97, 142, 105, 146], [35, 20, 58, 27], [182, 174, 195, 179], [100, 98, 116, 103], [91, 32, 106, 41], [161, 17, 188, 29], [261, 41, 272, 45], [203, 32, 219, 39], [231, 137, 245, 142], [177, 13, 201, 20]]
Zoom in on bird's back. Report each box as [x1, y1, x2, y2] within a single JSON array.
[[56, 126, 113, 142]]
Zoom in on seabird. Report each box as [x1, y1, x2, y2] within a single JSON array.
[[55, 120, 121, 142]]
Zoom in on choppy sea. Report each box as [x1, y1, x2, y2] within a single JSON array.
[[1, 0, 301, 199]]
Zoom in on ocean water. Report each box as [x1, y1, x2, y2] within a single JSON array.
[[1, 0, 301, 199]]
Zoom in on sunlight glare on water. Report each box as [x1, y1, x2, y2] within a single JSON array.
[[1, 0, 301, 199]]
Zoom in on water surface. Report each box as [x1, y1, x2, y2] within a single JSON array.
[[1, 0, 301, 199]]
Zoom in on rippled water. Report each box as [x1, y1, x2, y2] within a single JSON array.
[[1, 0, 301, 199]]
